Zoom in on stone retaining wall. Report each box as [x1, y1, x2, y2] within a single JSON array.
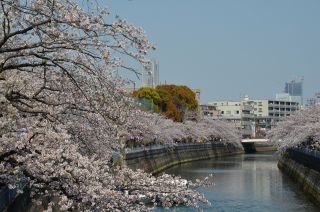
[[254, 142, 277, 152], [241, 141, 277, 153], [126, 142, 244, 174], [278, 148, 320, 204]]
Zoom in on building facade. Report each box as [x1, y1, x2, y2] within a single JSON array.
[[204, 98, 300, 138], [276, 92, 302, 106], [250, 99, 299, 118], [204, 100, 254, 138], [250, 99, 299, 137], [200, 104, 219, 118]]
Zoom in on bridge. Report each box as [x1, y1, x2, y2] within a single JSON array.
[[241, 139, 277, 153]]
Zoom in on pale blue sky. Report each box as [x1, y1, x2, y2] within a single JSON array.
[[107, 0, 320, 103]]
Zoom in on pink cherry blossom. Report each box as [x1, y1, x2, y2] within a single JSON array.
[[268, 106, 320, 154]]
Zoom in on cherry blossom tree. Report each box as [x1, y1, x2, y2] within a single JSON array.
[[129, 112, 242, 147], [0, 0, 213, 210], [268, 106, 320, 154]]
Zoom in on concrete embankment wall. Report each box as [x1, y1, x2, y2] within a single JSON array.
[[254, 142, 277, 152], [126, 142, 244, 174], [278, 148, 320, 204], [241, 140, 277, 153]]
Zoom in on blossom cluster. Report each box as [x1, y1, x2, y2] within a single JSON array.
[[268, 106, 320, 154], [127, 112, 242, 147]]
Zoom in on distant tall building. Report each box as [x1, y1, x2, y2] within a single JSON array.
[[141, 60, 159, 88], [283, 78, 303, 106], [285, 80, 303, 96]]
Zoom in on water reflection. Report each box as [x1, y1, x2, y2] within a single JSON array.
[[158, 152, 319, 211]]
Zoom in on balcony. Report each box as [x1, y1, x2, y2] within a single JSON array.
[[241, 113, 253, 119], [241, 105, 252, 111]]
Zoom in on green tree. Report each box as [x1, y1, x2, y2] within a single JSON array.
[[133, 87, 161, 105], [133, 87, 161, 112]]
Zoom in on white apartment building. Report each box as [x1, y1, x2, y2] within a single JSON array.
[[206, 100, 254, 138], [205, 98, 300, 138], [250, 99, 299, 119], [250, 99, 300, 137], [200, 104, 219, 118], [207, 101, 242, 117]]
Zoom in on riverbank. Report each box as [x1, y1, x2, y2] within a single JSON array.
[[125, 142, 244, 174], [278, 148, 320, 204]]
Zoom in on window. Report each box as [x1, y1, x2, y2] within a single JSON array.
[[236, 110, 240, 114]]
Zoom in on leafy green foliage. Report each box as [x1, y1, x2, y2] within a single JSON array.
[[133, 87, 161, 105], [133, 85, 198, 122]]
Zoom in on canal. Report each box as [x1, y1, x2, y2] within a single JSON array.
[[158, 152, 319, 211]]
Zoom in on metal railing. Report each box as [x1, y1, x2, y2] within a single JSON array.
[[126, 141, 229, 154], [287, 148, 320, 172]]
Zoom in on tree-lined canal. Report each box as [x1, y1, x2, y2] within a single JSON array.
[[159, 152, 319, 211]]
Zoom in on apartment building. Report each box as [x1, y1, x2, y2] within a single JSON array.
[[204, 100, 254, 138], [250, 100, 299, 119], [204, 98, 300, 138]]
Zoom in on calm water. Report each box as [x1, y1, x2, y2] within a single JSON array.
[[158, 152, 319, 212]]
